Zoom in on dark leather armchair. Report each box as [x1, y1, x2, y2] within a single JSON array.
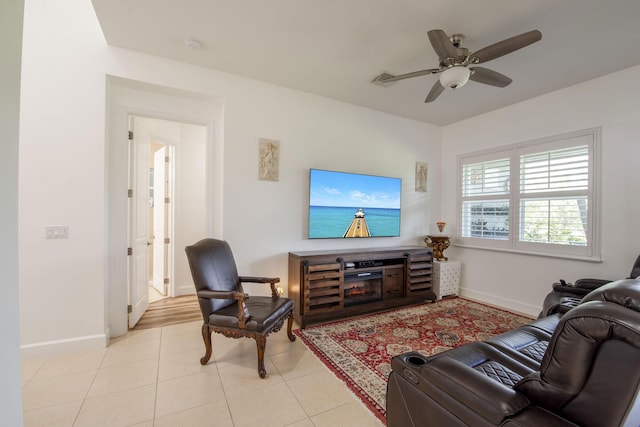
[[540, 253, 640, 317], [185, 238, 296, 378], [387, 279, 640, 426]]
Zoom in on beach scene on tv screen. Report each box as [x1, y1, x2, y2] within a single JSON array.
[[309, 169, 401, 239]]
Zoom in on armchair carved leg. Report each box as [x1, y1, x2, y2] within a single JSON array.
[[255, 335, 267, 379], [200, 324, 213, 365], [286, 314, 296, 342]]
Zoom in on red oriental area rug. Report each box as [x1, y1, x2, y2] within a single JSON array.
[[294, 297, 533, 424]]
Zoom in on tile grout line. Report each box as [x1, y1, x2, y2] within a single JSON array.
[[151, 325, 165, 426], [71, 350, 106, 427]]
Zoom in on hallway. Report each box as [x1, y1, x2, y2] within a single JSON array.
[[132, 294, 201, 330]]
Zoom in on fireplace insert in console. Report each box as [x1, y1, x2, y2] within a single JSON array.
[[343, 270, 383, 306]]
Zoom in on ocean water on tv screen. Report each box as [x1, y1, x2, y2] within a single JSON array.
[[309, 206, 400, 239]]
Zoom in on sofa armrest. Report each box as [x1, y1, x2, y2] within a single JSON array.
[[551, 284, 591, 296], [574, 278, 612, 290], [422, 357, 530, 425], [552, 278, 612, 295]]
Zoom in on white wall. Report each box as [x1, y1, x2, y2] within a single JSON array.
[[20, 0, 110, 355], [220, 84, 442, 283], [441, 65, 640, 316], [20, 0, 441, 353], [1, 0, 25, 423]]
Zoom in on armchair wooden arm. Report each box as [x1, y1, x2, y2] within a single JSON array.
[[197, 289, 247, 300], [197, 289, 251, 327], [239, 276, 281, 298]]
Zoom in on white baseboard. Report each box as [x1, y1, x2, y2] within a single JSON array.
[[174, 284, 195, 297], [20, 333, 107, 359], [459, 287, 541, 318]]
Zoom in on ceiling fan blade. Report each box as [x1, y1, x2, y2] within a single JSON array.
[[469, 66, 512, 87], [372, 68, 440, 84], [470, 30, 541, 64], [425, 80, 445, 103], [427, 29, 458, 60]]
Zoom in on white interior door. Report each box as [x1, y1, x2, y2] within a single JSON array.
[[152, 146, 167, 295], [128, 119, 150, 328]]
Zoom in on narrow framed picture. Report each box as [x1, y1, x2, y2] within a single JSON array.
[[415, 161, 428, 192], [258, 138, 279, 181]]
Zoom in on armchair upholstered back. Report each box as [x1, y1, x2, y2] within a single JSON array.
[[185, 238, 239, 321]]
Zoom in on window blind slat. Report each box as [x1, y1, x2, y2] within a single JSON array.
[[462, 158, 510, 198], [520, 145, 589, 194]]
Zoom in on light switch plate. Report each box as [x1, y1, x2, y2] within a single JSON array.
[[45, 225, 69, 239]]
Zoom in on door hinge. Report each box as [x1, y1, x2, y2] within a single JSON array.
[[127, 247, 132, 256], [165, 197, 170, 204], [164, 278, 170, 284], [128, 131, 133, 140], [165, 156, 170, 163], [164, 237, 170, 244], [128, 189, 133, 197], [127, 304, 132, 313]]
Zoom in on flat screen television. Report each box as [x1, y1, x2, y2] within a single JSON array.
[[308, 168, 402, 239]]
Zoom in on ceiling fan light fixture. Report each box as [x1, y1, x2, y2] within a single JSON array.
[[439, 66, 470, 89]]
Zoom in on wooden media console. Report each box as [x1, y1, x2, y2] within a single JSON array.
[[288, 246, 435, 328]]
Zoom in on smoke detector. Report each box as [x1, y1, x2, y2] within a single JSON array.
[[185, 39, 202, 51]]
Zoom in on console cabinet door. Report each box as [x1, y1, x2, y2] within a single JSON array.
[[304, 261, 343, 314], [383, 267, 404, 299]]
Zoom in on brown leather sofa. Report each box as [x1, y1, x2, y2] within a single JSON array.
[[386, 279, 640, 426], [539, 254, 640, 318]]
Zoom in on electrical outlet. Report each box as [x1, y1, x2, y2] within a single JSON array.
[[45, 225, 69, 239]]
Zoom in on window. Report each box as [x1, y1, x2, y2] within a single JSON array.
[[457, 128, 600, 259], [461, 156, 510, 241]]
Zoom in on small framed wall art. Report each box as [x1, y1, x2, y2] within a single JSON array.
[[258, 138, 279, 181], [415, 161, 428, 192]]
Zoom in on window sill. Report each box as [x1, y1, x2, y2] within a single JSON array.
[[453, 243, 603, 263]]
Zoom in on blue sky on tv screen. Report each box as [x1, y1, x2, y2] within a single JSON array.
[[309, 169, 401, 209]]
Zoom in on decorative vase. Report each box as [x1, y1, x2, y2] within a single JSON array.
[[425, 235, 450, 261]]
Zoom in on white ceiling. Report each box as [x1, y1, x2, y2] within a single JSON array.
[[91, 0, 640, 126]]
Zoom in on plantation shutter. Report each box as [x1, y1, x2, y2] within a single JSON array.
[[460, 156, 510, 241], [518, 144, 590, 246]]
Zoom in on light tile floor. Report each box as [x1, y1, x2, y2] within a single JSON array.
[[22, 321, 385, 427]]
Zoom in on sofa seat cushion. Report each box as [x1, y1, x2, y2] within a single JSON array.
[[485, 325, 553, 369], [529, 313, 560, 333]]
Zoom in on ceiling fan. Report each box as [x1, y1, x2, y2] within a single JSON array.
[[372, 29, 542, 102]]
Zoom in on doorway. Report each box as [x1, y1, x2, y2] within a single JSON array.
[[106, 78, 224, 338], [127, 114, 207, 329]]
